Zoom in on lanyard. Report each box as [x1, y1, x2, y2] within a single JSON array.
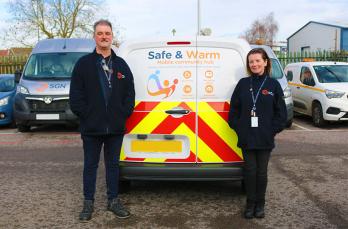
[[250, 76, 267, 114], [101, 57, 113, 88]]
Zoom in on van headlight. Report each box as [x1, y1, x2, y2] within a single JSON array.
[[325, 89, 345, 99], [283, 86, 292, 98], [17, 85, 30, 95], [0, 96, 9, 106]]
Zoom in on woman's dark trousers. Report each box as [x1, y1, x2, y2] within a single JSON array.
[[242, 149, 271, 205]]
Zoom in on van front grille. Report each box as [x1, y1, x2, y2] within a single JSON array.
[[28, 100, 69, 112]]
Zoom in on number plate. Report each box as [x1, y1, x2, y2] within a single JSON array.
[[36, 114, 59, 120]]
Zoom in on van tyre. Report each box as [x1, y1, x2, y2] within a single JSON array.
[[17, 124, 30, 132], [286, 119, 293, 128], [312, 103, 326, 127]]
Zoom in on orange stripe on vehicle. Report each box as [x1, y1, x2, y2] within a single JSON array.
[[288, 82, 325, 92]]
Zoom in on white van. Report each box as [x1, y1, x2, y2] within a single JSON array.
[[285, 61, 348, 127], [14, 38, 95, 132], [117, 37, 251, 185]]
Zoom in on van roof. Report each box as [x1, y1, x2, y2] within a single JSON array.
[[250, 45, 276, 58], [32, 38, 95, 54], [118, 36, 250, 56]]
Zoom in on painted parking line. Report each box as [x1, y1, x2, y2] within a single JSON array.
[[286, 129, 348, 132], [0, 132, 80, 136], [292, 122, 312, 131], [0, 141, 23, 145]]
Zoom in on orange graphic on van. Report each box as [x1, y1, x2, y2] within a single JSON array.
[[35, 83, 49, 92], [147, 70, 178, 98]]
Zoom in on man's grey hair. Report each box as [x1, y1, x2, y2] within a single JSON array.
[[93, 19, 113, 33]]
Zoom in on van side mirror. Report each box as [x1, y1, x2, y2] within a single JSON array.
[[14, 70, 22, 83], [286, 71, 293, 81]]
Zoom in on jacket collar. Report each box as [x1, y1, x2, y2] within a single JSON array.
[[93, 48, 117, 60]]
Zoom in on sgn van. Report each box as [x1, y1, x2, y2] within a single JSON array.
[[117, 37, 251, 188], [14, 38, 95, 132]]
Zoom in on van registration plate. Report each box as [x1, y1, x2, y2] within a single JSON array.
[[36, 114, 59, 120]]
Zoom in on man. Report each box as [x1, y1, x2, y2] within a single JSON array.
[[69, 19, 135, 222]]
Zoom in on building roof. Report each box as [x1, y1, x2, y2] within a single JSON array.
[[9, 47, 32, 56], [0, 50, 10, 57], [287, 21, 348, 40]]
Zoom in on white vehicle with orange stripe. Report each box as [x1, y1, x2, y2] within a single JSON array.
[[285, 61, 348, 127], [117, 37, 250, 186]]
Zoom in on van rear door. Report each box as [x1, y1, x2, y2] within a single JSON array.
[[196, 38, 245, 163], [120, 40, 198, 163], [119, 38, 248, 164]]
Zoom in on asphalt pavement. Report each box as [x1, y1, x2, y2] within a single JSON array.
[[0, 116, 347, 229]]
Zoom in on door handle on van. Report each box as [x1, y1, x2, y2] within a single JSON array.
[[165, 109, 190, 115], [165, 106, 190, 115]]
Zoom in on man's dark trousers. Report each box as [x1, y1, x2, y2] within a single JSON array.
[[242, 149, 271, 204], [82, 134, 124, 201]]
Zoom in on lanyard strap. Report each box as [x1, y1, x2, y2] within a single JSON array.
[[101, 58, 113, 88], [250, 76, 267, 111]]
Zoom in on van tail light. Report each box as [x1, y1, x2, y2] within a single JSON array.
[[167, 41, 191, 45]]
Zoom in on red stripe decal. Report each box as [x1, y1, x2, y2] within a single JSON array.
[[134, 101, 160, 112], [197, 116, 242, 161]]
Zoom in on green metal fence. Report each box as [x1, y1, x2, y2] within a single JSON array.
[[0, 55, 28, 74], [277, 51, 348, 68]]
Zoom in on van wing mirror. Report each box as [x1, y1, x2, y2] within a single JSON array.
[[14, 70, 22, 83], [286, 72, 293, 81]]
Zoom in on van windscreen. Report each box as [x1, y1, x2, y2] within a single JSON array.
[[313, 65, 348, 83], [0, 77, 15, 92], [23, 52, 87, 80]]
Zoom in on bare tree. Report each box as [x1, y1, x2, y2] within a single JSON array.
[[5, 0, 105, 46], [241, 12, 279, 46]]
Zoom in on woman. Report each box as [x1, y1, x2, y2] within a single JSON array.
[[228, 48, 287, 219]]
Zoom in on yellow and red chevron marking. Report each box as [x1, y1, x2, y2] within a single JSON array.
[[197, 102, 243, 162], [121, 101, 242, 163]]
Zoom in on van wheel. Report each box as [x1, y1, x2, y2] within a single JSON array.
[[312, 103, 326, 127], [119, 180, 131, 193], [17, 124, 30, 132], [286, 119, 293, 128]]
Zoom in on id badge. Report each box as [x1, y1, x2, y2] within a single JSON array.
[[251, 116, 258, 127]]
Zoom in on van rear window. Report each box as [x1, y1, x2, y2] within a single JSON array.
[[23, 52, 87, 80]]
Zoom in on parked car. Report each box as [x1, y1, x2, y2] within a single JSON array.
[[284, 61, 348, 127], [251, 45, 294, 127], [0, 74, 16, 126]]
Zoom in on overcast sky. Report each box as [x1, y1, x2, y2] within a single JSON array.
[[1, 0, 348, 47]]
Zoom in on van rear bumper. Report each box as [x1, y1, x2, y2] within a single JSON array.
[[119, 162, 244, 181]]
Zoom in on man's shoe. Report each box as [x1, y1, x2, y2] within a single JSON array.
[[107, 198, 131, 219], [254, 203, 265, 218], [243, 202, 255, 219], [79, 200, 94, 222]]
